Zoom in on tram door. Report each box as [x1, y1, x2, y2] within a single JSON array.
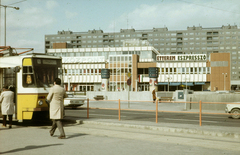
[[0, 67, 17, 118]]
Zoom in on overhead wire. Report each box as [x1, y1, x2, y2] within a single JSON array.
[[177, 0, 240, 15], [7, 0, 27, 6]]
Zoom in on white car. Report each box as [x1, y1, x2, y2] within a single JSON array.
[[225, 103, 240, 119], [64, 93, 86, 108]]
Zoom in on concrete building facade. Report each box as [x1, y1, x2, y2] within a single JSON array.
[[47, 46, 159, 92], [47, 44, 230, 92], [45, 25, 240, 90]]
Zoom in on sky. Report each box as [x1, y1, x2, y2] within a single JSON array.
[[0, 0, 240, 53]]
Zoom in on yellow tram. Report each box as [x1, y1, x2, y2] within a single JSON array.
[[0, 52, 62, 122]]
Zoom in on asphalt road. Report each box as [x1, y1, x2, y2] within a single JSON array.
[[65, 108, 240, 127]]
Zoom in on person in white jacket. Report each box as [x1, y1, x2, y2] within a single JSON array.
[[0, 86, 14, 128]]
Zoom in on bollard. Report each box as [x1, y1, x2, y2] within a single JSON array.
[[199, 100, 202, 126], [87, 98, 89, 119], [156, 99, 158, 123], [118, 99, 121, 121]]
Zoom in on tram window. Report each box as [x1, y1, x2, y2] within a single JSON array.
[[23, 66, 33, 73]]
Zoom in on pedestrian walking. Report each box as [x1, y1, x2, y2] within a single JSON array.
[[47, 78, 68, 139], [152, 88, 156, 103], [0, 86, 14, 128]]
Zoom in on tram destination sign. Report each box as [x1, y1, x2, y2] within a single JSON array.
[[156, 54, 207, 61]]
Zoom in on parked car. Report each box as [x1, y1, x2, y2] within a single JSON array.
[[64, 93, 86, 108], [225, 103, 240, 119]]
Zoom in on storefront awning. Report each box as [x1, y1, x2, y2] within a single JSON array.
[[182, 82, 194, 86], [170, 82, 181, 86], [194, 82, 205, 85], [158, 82, 168, 85]]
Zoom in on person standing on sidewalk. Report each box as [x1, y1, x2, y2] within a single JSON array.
[[47, 78, 68, 139], [0, 86, 14, 128], [152, 88, 156, 103]]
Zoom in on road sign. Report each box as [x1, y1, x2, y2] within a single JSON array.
[[127, 72, 131, 78], [127, 78, 131, 86]]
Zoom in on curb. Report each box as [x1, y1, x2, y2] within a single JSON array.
[[75, 120, 240, 139]]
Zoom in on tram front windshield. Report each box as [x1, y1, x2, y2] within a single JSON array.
[[23, 58, 62, 88]]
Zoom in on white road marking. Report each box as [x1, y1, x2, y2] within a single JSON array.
[[90, 114, 126, 117], [163, 118, 219, 123]]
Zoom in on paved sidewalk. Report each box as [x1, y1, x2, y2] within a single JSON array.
[[63, 117, 240, 140]]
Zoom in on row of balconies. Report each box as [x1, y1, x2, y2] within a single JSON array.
[[63, 74, 208, 83], [67, 31, 221, 40]]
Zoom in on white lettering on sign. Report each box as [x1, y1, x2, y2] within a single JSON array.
[[62, 56, 105, 63], [157, 56, 176, 61], [156, 54, 207, 61]]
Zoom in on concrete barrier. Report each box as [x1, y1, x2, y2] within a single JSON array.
[[188, 92, 240, 110], [86, 91, 240, 111], [87, 91, 152, 101]]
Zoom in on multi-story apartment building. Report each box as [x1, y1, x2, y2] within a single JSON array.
[[45, 24, 240, 90]]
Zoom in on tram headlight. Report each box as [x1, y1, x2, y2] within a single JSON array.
[[38, 100, 43, 106]]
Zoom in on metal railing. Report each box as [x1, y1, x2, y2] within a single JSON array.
[[85, 98, 238, 126]]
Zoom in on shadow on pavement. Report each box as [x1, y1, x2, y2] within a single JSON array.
[[0, 144, 63, 154], [67, 133, 88, 139], [0, 118, 81, 128]]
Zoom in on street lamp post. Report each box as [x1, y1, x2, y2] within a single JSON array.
[[222, 73, 227, 91], [166, 76, 172, 92], [184, 77, 189, 110], [185, 77, 189, 90], [0, 5, 19, 46]]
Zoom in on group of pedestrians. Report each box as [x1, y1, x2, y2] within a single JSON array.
[[1, 78, 68, 139]]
